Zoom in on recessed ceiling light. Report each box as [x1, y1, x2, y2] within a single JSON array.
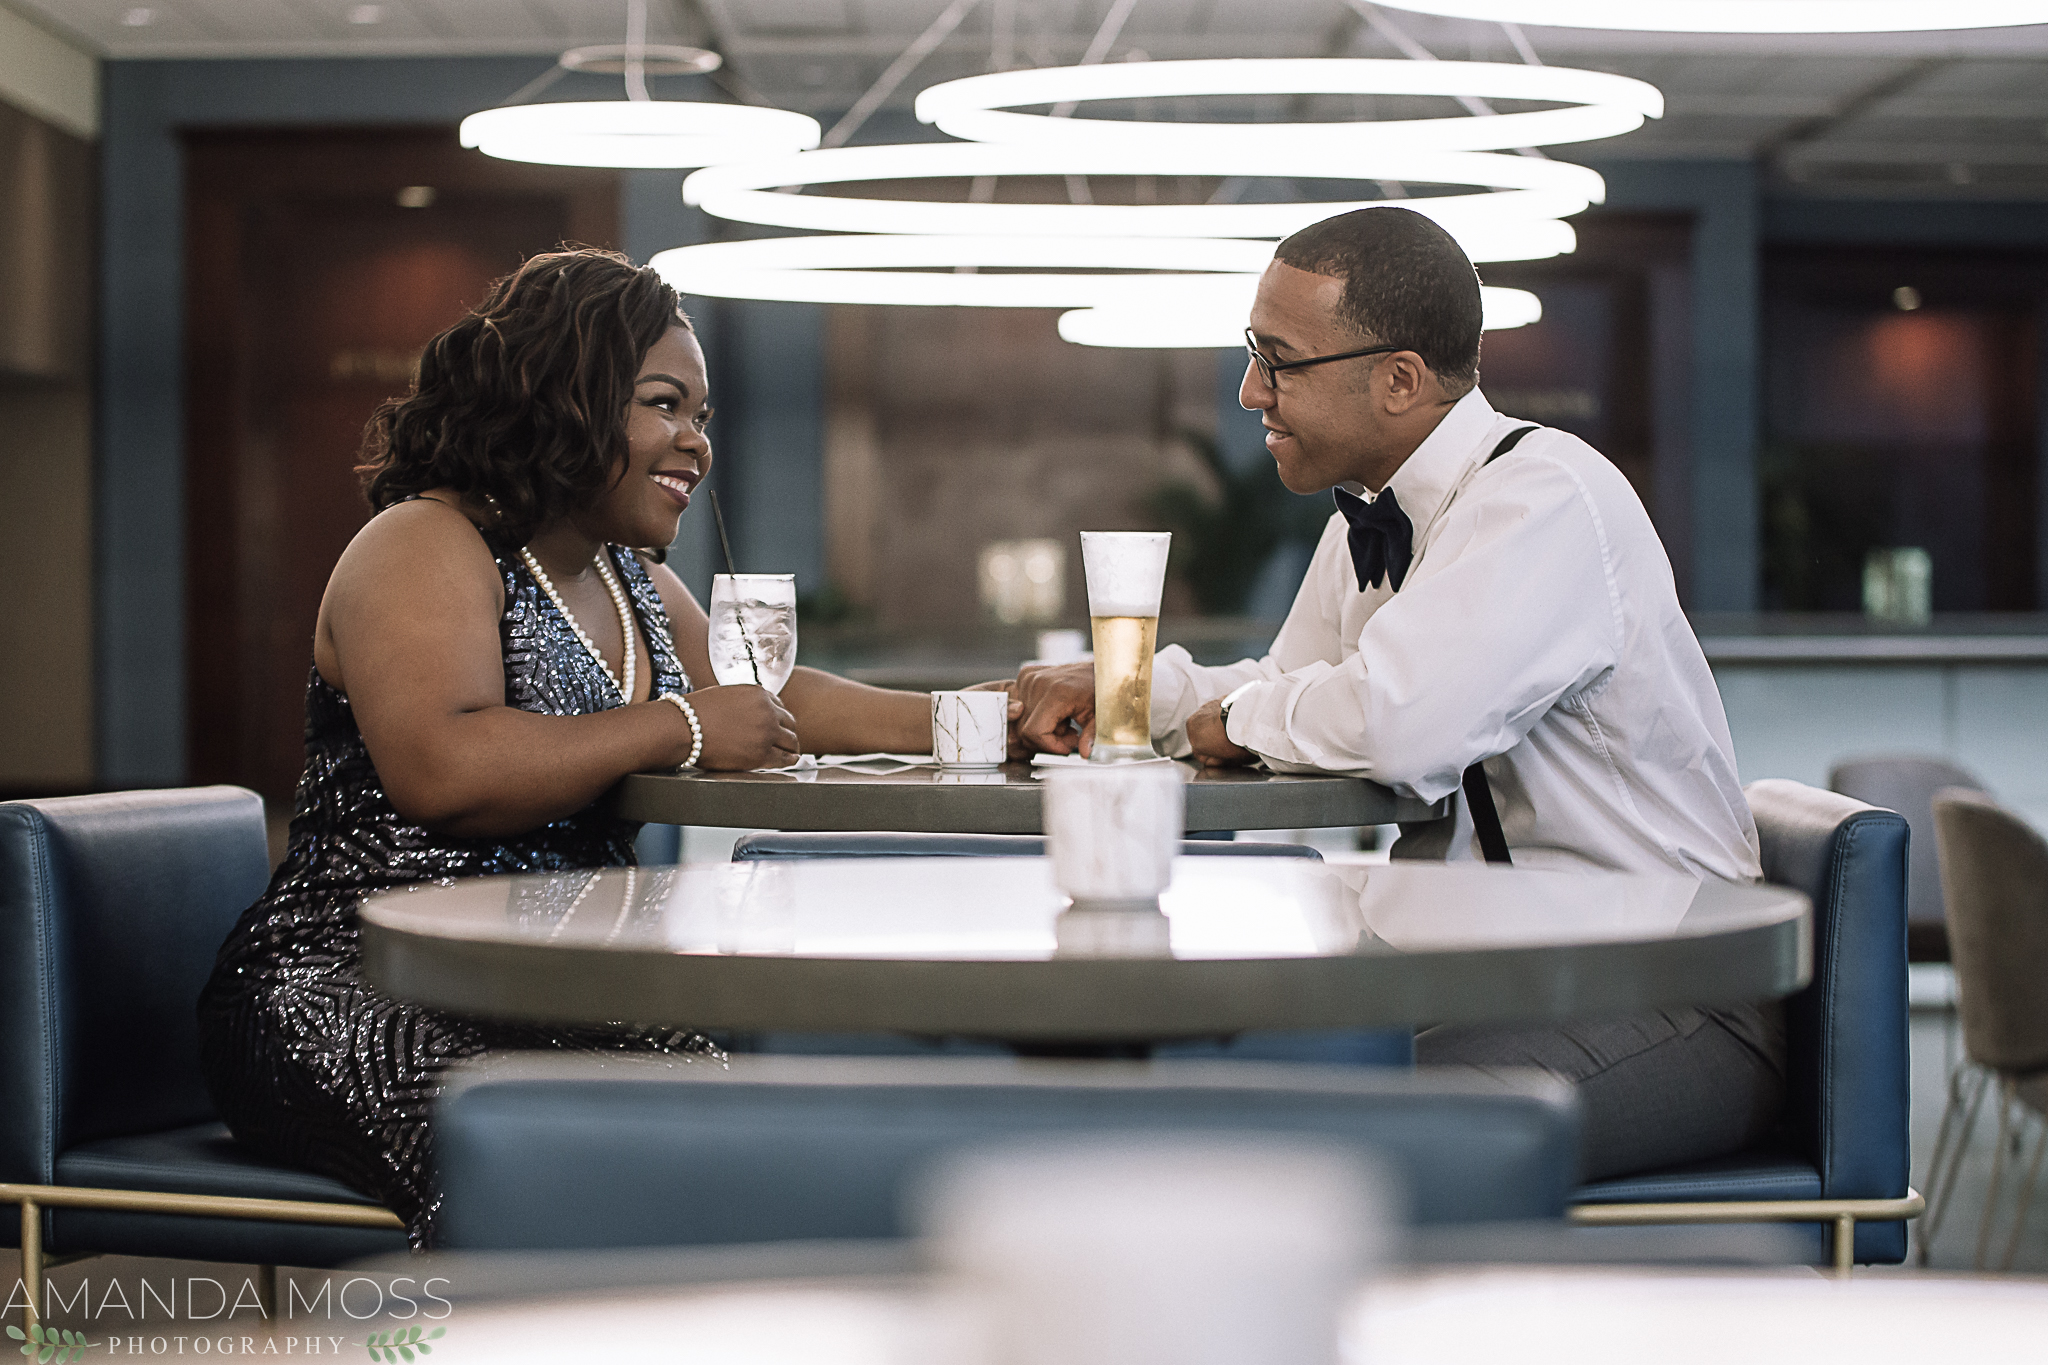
[[1893, 286, 1923, 311], [122, 7, 156, 25], [395, 186, 436, 209], [347, 4, 384, 24]]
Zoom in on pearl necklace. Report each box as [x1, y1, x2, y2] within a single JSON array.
[[520, 546, 636, 703]]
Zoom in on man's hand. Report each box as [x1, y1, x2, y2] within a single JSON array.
[[1186, 697, 1256, 769], [1013, 660, 1096, 757]]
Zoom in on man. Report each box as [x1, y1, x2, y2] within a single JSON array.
[[1013, 206, 1779, 1181]]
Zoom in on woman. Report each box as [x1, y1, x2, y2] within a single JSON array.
[[198, 247, 931, 1244]]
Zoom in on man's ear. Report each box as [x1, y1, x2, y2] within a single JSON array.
[[1379, 351, 1436, 415]]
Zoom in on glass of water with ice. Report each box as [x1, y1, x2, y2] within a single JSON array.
[[708, 574, 798, 694]]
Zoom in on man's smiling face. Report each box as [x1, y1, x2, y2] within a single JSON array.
[[1240, 259, 1388, 495]]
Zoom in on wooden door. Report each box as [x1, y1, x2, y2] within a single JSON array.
[[185, 129, 618, 808]]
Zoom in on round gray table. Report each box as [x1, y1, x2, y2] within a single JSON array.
[[360, 858, 1809, 1043], [611, 761, 1445, 833]]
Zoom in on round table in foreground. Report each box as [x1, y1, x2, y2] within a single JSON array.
[[610, 761, 1445, 833], [360, 859, 1808, 1042], [409, 1264, 2048, 1365]]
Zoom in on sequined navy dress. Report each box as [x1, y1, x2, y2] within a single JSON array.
[[197, 536, 715, 1245]]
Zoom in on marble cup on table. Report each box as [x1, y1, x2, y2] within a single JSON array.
[[932, 690, 1010, 769], [1043, 762, 1185, 926]]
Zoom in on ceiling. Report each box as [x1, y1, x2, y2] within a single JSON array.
[[17, 0, 2048, 195]]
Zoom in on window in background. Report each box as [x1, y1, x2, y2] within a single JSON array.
[[1761, 246, 2043, 615]]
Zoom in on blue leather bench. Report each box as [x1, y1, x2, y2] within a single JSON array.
[[434, 1055, 1578, 1250]]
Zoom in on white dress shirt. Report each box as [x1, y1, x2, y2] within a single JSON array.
[[1149, 388, 1760, 881]]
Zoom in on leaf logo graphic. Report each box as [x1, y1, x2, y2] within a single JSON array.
[[6, 1324, 93, 1363], [363, 1324, 446, 1361]]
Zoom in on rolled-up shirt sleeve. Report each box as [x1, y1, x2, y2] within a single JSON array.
[[1149, 514, 1355, 757], [1216, 456, 1622, 801]]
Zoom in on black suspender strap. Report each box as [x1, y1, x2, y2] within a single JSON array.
[[1460, 424, 1540, 866], [1484, 424, 1540, 466]]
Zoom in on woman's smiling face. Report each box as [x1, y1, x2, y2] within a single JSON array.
[[587, 325, 713, 549]]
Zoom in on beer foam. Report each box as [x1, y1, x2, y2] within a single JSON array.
[[1080, 531, 1171, 616]]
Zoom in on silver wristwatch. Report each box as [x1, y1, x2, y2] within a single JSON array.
[[1217, 681, 1260, 740]]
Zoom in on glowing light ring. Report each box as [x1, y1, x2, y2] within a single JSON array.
[[682, 143, 1605, 239], [651, 235, 1271, 308], [916, 59, 1662, 154], [460, 102, 821, 169], [1057, 286, 1542, 347], [1369, 0, 2048, 31], [650, 237, 1543, 339]]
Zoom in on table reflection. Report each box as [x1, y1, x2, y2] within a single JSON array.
[[399, 857, 1733, 966]]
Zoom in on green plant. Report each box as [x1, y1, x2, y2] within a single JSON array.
[[1145, 428, 1328, 615], [6, 1324, 93, 1363], [363, 1325, 446, 1362]]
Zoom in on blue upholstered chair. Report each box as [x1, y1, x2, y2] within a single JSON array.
[[729, 832, 1410, 1066], [0, 789, 406, 1323], [434, 1054, 1578, 1250], [1569, 779, 1919, 1269]]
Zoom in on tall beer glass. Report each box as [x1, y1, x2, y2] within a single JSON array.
[[1079, 531, 1171, 763]]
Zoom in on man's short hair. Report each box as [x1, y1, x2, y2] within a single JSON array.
[[1274, 206, 1483, 391]]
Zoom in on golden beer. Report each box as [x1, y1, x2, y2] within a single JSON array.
[[1090, 614, 1159, 761]]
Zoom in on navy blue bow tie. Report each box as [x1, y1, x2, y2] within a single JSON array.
[[1334, 485, 1414, 593]]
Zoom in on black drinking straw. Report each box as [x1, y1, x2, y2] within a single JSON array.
[[708, 489, 762, 685]]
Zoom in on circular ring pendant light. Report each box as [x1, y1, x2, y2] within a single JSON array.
[[462, 97, 821, 169], [1367, 0, 2048, 30], [459, 3, 821, 169], [647, 233, 1542, 337], [914, 58, 1663, 155], [657, 55, 1660, 345], [682, 143, 1605, 243]]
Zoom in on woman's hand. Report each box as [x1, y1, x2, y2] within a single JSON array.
[[683, 684, 802, 770]]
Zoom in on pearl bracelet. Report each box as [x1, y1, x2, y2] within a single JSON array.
[[659, 691, 704, 770]]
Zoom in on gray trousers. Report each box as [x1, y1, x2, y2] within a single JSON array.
[[1415, 1003, 1787, 1183]]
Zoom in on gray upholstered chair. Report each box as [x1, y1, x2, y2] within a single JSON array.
[[1922, 789, 2048, 1268], [1830, 754, 1990, 960], [433, 1054, 1579, 1250]]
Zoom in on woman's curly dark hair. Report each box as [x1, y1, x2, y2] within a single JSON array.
[[360, 246, 689, 547]]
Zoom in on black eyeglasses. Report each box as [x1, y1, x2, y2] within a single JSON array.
[[1244, 327, 1404, 389]]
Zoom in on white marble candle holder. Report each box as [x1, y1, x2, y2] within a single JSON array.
[[932, 690, 1009, 768], [1043, 762, 1185, 910], [921, 1137, 1385, 1365]]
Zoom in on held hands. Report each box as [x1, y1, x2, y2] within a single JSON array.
[[1185, 697, 1256, 769], [682, 685, 802, 770], [1013, 661, 1097, 758]]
